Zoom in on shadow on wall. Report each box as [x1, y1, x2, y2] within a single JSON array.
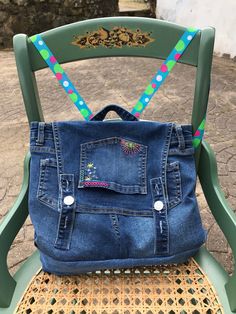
[[0, 0, 119, 49]]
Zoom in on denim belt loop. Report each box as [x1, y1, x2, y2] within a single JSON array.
[[175, 124, 185, 150], [150, 177, 169, 255], [54, 174, 76, 250], [36, 122, 45, 146]]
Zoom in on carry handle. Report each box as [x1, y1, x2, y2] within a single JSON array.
[[91, 105, 138, 121]]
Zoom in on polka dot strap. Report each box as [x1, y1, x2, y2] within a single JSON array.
[[30, 34, 93, 121], [131, 28, 199, 118], [192, 117, 206, 148]]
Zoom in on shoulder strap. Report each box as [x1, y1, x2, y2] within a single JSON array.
[[30, 30, 204, 147], [131, 28, 199, 118], [30, 34, 94, 121], [192, 116, 206, 148]]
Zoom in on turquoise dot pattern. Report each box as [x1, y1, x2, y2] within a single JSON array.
[[131, 28, 199, 118], [30, 34, 93, 121]]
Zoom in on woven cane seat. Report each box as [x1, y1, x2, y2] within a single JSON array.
[[16, 258, 223, 314]]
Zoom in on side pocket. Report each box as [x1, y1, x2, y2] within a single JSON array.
[[37, 158, 59, 210], [166, 161, 182, 209]]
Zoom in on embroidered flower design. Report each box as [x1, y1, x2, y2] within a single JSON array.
[[84, 162, 98, 181], [120, 139, 141, 155]]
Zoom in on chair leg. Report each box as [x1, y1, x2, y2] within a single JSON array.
[[0, 153, 30, 307], [0, 255, 16, 308], [225, 274, 236, 313]]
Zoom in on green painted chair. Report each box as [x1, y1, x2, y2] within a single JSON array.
[[0, 17, 235, 313]]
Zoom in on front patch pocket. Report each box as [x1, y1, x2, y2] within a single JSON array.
[[79, 137, 147, 194], [37, 158, 59, 210]]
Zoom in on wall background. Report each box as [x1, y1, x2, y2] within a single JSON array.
[[0, 0, 119, 49], [157, 0, 236, 59]]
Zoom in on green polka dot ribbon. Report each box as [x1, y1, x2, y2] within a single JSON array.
[[131, 28, 199, 119], [192, 117, 206, 148], [30, 34, 93, 121]]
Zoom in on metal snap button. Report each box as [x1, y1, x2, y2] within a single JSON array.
[[63, 195, 75, 206], [154, 200, 164, 211]]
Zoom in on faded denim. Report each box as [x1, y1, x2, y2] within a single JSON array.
[[29, 105, 206, 275]]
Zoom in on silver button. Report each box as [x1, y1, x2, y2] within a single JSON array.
[[63, 195, 75, 206], [154, 200, 164, 211]]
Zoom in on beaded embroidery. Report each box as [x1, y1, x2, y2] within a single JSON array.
[[84, 162, 98, 181], [82, 181, 109, 188], [120, 139, 141, 155]]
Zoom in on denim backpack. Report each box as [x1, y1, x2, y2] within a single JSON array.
[[29, 28, 206, 275]]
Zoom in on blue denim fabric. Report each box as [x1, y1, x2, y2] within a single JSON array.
[[29, 106, 206, 275]]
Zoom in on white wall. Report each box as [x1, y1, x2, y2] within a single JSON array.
[[157, 0, 236, 58]]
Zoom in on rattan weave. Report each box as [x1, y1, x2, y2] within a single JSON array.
[[16, 258, 223, 314]]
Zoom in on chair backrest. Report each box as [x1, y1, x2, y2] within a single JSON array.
[[13, 16, 215, 165]]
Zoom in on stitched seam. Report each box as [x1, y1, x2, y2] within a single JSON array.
[[76, 204, 153, 217], [30, 146, 56, 154]]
